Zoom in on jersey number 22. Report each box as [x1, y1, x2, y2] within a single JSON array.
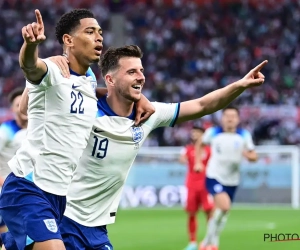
[[70, 91, 84, 114]]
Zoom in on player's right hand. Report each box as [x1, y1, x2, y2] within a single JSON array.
[[49, 55, 70, 78], [22, 9, 46, 45], [239, 60, 268, 88]]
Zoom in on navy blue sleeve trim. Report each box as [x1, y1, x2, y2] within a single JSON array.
[[170, 103, 181, 127]]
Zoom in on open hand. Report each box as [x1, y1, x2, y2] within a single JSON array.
[[21, 9, 46, 44], [240, 60, 268, 88], [49, 55, 70, 78], [134, 97, 156, 126]]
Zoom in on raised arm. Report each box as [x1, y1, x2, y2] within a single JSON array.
[[19, 9, 47, 84], [176, 61, 268, 124]]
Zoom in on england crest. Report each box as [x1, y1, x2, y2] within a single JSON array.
[[130, 126, 144, 143], [43, 219, 58, 233]]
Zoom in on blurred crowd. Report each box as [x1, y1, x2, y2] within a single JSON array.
[[1, 0, 300, 145]]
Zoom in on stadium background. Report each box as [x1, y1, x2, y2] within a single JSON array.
[[1, 0, 300, 249]]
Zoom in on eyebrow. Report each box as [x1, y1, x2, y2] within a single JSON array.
[[85, 26, 102, 32], [127, 68, 144, 72]]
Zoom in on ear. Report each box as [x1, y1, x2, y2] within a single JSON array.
[[105, 74, 115, 87], [62, 34, 73, 47]]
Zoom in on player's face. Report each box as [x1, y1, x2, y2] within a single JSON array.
[[112, 57, 145, 102], [221, 109, 240, 130], [190, 129, 203, 143], [11, 96, 28, 122], [71, 18, 103, 63]]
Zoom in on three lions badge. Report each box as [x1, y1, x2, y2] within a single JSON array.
[[130, 126, 144, 144]]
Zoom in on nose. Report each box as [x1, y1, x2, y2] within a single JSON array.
[[96, 33, 103, 43], [137, 71, 145, 82]]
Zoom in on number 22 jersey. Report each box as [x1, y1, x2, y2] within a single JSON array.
[[8, 59, 98, 196]]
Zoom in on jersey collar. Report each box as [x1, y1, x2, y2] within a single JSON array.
[[97, 96, 136, 120], [69, 68, 94, 78]]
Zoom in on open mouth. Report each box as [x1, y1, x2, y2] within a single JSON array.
[[94, 46, 103, 55], [132, 85, 141, 90]]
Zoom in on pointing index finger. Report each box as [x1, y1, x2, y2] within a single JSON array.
[[35, 9, 44, 26], [253, 60, 268, 72]]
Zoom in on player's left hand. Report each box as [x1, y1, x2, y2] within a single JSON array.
[[135, 96, 156, 126], [49, 55, 70, 78], [239, 60, 268, 88]]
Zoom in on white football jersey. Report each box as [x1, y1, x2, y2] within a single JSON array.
[[203, 126, 255, 186], [0, 120, 25, 180], [8, 60, 98, 196], [64, 98, 180, 227]]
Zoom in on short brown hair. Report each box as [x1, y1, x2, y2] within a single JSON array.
[[99, 45, 143, 77], [8, 87, 24, 104]]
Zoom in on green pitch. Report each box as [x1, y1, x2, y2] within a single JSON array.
[[108, 207, 300, 250]]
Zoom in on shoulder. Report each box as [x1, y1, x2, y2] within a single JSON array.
[[86, 67, 96, 81], [236, 128, 252, 138], [1, 120, 14, 127], [0, 120, 20, 140], [40, 58, 61, 74], [151, 102, 179, 110], [205, 126, 223, 136], [0, 120, 18, 131], [141, 102, 180, 129]]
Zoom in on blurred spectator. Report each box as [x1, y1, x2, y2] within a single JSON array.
[[1, 0, 300, 145]]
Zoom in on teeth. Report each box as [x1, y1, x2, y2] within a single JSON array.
[[132, 85, 140, 89]]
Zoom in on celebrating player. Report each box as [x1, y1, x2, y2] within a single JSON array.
[[0, 9, 153, 250], [179, 126, 213, 250], [199, 107, 257, 250], [33, 45, 267, 249]]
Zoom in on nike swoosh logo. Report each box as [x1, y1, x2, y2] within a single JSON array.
[[72, 84, 80, 89], [94, 128, 104, 133]]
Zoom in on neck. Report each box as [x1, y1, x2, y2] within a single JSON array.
[[223, 127, 236, 133], [106, 93, 134, 117], [15, 117, 27, 129], [68, 53, 89, 75]]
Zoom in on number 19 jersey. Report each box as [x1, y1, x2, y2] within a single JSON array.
[[8, 59, 98, 196], [64, 97, 180, 227]]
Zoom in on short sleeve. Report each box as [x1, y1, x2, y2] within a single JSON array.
[[26, 59, 62, 89], [243, 130, 255, 151], [146, 102, 180, 129], [202, 127, 215, 145]]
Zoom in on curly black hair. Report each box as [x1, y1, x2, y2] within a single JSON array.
[[99, 45, 143, 77], [55, 9, 95, 45]]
